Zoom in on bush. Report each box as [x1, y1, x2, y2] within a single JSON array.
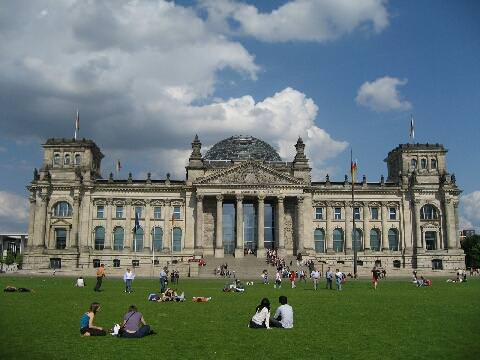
[[5, 252, 15, 265], [15, 254, 24, 269]]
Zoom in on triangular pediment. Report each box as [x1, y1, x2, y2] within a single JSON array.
[[51, 218, 72, 226], [197, 161, 303, 186]]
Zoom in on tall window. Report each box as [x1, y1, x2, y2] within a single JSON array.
[[371, 207, 379, 220], [425, 231, 437, 250], [421, 204, 438, 220], [74, 154, 81, 165], [315, 207, 323, 220], [314, 228, 325, 253], [115, 206, 124, 219], [94, 226, 105, 250], [353, 228, 363, 251], [113, 227, 124, 250], [431, 159, 437, 169], [389, 207, 397, 220], [334, 207, 342, 220], [370, 229, 381, 251], [353, 207, 361, 220], [411, 158, 417, 170], [154, 207, 162, 219], [55, 228, 67, 249], [134, 206, 143, 218], [333, 228, 344, 252], [243, 203, 257, 251], [64, 153, 70, 165], [53, 153, 60, 165], [264, 203, 275, 250], [96, 205, 105, 219], [388, 229, 399, 251], [173, 206, 181, 220], [133, 227, 144, 252], [421, 158, 427, 169], [54, 202, 72, 217], [153, 227, 163, 251], [172, 227, 182, 252]]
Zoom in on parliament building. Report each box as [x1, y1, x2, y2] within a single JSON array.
[[24, 135, 464, 271]]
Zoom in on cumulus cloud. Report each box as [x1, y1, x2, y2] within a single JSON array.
[[0, 191, 28, 233], [355, 76, 412, 112], [0, 0, 348, 180], [201, 0, 389, 42], [460, 191, 480, 231]]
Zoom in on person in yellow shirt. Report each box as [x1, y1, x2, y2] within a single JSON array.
[[94, 264, 106, 292]]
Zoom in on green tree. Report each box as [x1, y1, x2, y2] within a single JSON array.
[[461, 235, 480, 268], [15, 254, 24, 269], [5, 252, 15, 265]]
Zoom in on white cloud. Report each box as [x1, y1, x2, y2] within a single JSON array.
[[460, 191, 480, 232], [201, 0, 389, 42], [355, 76, 412, 112], [0, 191, 28, 233]]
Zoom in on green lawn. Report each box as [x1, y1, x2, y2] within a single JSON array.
[[1, 275, 479, 360]]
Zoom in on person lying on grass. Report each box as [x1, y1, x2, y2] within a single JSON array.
[[223, 279, 245, 292], [147, 289, 185, 302], [248, 298, 271, 329], [118, 305, 155, 338], [80, 302, 106, 336], [192, 296, 211, 302], [4, 285, 34, 292]]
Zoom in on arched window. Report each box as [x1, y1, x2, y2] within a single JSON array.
[[370, 229, 381, 251], [54, 202, 72, 217], [314, 229, 325, 253], [53, 153, 61, 165], [113, 227, 124, 250], [55, 228, 67, 249], [94, 227, 105, 250], [172, 227, 182, 252], [353, 228, 363, 251], [64, 153, 71, 165], [421, 158, 427, 169], [153, 227, 163, 252], [431, 159, 437, 169], [333, 228, 344, 253], [133, 227, 144, 252], [74, 154, 81, 165], [421, 204, 438, 220], [410, 158, 417, 170], [388, 229, 399, 251]]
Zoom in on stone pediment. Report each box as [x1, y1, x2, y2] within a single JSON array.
[[197, 161, 303, 186], [51, 218, 72, 226]]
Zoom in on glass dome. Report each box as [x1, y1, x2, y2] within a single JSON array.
[[204, 135, 282, 162]]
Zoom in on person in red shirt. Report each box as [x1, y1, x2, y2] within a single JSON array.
[[289, 271, 297, 289]]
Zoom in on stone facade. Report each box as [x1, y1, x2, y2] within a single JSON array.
[[24, 135, 464, 271]]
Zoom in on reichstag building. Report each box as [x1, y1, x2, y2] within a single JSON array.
[[24, 135, 464, 271]]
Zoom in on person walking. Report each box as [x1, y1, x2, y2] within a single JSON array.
[[335, 269, 343, 291], [311, 269, 320, 290], [159, 267, 168, 293], [325, 267, 333, 290], [274, 271, 282, 289], [289, 271, 297, 288], [94, 264, 106, 292], [371, 266, 380, 290], [123, 268, 135, 293]]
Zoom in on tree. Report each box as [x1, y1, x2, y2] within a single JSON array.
[[15, 254, 24, 269], [461, 235, 480, 268], [5, 252, 15, 266]]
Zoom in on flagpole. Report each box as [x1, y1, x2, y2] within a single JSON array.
[[351, 148, 358, 278]]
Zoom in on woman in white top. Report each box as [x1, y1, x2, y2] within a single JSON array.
[[249, 298, 271, 329]]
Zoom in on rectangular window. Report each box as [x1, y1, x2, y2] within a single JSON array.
[[353, 207, 360, 220], [96, 205, 105, 219], [134, 206, 143, 218], [173, 206, 181, 220], [315, 207, 323, 220], [371, 207, 379, 220], [115, 206, 124, 219], [55, 228, 67, 250], [154, 206, 162, 219], [389, 207, 397, 220], [334, 207, 342, 220]]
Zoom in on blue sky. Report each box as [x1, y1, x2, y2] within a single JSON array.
[[0, 0, 479, 232]]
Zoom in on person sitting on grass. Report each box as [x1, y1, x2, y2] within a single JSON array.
[[158, 288, 185, 302], [80, 302, 106, 336], [75, 277, 85, 287], [270, 296, 293, 329], [118, 305, 154, 338], [248, 298, 271, 329]]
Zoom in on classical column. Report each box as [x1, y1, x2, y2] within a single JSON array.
[[195, 195, 203, 253], [296, 196, 305, 254], [362, 202, 369, 251], [381, 202, 389, 251], [345, 201, 352, 252], [215, 194, 224, 258], [444, 198, 457, 250], [184, 192, 195, 253], [235, 194, 244, 257], [124, 200, 132, 250], [326, 202, 333, 252], [453, 201, 460, 248], [34, 191, 49, 249], [276, 196, 285, 255], [413, 200, 422, 250], [256, 195, 265, 257], [27, 194, 36, 249], [70, 195, 81, 249], [144, 201, 151, 251]]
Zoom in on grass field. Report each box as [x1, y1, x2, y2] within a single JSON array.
[[1, 275, 479, 360]]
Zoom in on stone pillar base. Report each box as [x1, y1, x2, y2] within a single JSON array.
[[234, 248, 244, 258], [214, 248, 224, 258], [256, 248, 265, 258]]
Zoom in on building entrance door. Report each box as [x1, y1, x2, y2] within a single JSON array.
[[223, 203, 235, 255]]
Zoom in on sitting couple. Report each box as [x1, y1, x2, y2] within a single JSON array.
[[148, 288, 185, 302], [248, 296, 293, 329], [80, 303, 154, 338]]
